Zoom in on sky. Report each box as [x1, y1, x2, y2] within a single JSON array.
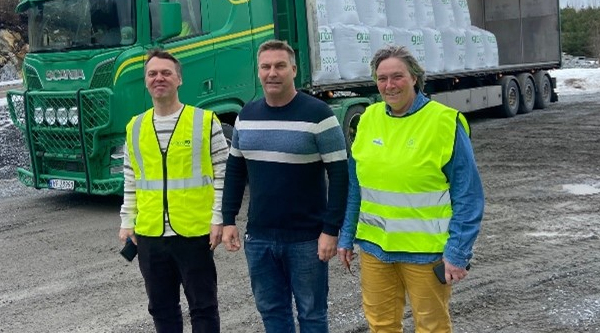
[[560, 0, 600, 8], [2, 68, 600, 108]]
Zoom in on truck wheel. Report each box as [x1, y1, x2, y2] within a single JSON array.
[[221, 123, 234, 148], [496, 76, 520, 118], [343, 105, 365, 152], [534, 71, 552, 109], [517, 73, 535, 114]]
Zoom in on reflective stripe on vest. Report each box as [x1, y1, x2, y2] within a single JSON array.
[[353, 100, 466, 253], [359, 187, 451, 233]]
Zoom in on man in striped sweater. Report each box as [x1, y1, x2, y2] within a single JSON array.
[[119, 49, 228, 332], [222, 40, 349, 332]]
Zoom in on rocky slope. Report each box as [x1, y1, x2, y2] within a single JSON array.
[[0, 0, 28, 81]]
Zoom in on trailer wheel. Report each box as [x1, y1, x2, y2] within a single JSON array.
[[496, 76, 520, 118], [222, 123, 234, 148], [517, 73, 535, 114], [343, 104, 365, 151], [534, 71, 552, 109]]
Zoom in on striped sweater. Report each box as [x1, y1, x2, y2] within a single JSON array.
[[120, 107, 229, 236], [222, 92, 349, 242]]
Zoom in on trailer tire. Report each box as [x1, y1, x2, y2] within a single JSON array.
[[221, 123, 234, 148], [497, 76, 520, 118], [517, 73, 535, 114], [534, 71, 552, 109], [343, 104, 365, 152]]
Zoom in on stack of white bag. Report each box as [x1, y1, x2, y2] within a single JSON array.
[[311, 0, 500, 84], [327, 0, 372, 80], [385, 0, 427, 71], [312, 0, 341, 82], [450, 0, 499, 68], [353, 0, 395, 59], [386, 0, 446, 74], [432, 0, 464, 72]]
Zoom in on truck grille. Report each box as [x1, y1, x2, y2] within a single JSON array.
[[7, 88, 122, 194], [11, 89, 112, 158]]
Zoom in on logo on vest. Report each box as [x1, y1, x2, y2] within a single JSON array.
[[406, 138, 416, 149], [172, 140, 192, 147], [372, 138, 384, 146]]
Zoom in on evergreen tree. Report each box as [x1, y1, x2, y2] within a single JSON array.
[[561, 7, 600, 58]]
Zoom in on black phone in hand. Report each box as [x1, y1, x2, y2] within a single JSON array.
[[433, 262, 471, 284], [120, 238, 137, 261]]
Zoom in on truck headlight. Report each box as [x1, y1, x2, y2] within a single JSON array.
[[56, 107, 68, 126], [34, 107, 44, 124], [45, 107, 56, 125], [68, 107, 79, 126]]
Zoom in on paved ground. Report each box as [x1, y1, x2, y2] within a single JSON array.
[[0, 93, 599, 332]]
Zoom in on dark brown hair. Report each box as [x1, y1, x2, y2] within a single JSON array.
[[144, 49, 182, 78]]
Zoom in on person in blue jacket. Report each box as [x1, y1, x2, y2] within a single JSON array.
[[337, 45, 485, 333]]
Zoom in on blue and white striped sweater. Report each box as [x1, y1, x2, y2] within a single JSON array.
[[222, 92, 349, 242]]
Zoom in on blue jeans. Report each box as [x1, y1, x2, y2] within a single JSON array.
[[244, 235, 329, 333]]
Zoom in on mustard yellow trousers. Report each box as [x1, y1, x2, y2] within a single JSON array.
[[360, 251, 452, 333]]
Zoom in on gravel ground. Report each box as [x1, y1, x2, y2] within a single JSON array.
[[1, 94, 600, 332]]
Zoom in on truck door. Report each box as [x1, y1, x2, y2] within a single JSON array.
[[211, 0, 255, 105], [146, 0, 216, 108]]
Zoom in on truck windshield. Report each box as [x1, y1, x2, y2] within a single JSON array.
[[28, 0, 135, 52]]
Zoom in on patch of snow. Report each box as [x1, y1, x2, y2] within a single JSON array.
[[562, 183, 600, 195], [0, 80, 23, 87]]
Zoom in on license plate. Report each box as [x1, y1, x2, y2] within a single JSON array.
[[48, 179, 75, 190]]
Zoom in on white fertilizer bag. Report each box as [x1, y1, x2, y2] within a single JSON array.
[[464, 27, 486, 69], [385, 0, 415, 29], [390, 27, 426, 69], [420, 27, 444, 73], [355, 0, 387, 27], [313, 26, 342, 83], [315, 0, 329, 26], [414, 0, 435, 28], [332, 24, 372, 80], [440, 27, 466, 72], [478, 28, 499, 67], [326, 0, 361, 25], [369, 26, 395, 57], [431, 0, 455, 29], [451, 0, 472, 28]]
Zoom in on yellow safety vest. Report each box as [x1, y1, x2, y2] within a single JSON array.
[[126, 105, 215, 237], [352, 101, 469, 253]]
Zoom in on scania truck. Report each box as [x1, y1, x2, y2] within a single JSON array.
[[7, 0, 560, 195]]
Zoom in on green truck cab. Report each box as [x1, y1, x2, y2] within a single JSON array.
[[7, 0, 559, 195], [7, 0, 304, 195]]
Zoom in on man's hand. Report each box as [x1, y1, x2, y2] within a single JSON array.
[[209, 224, 223, 250], [318, 233, 338, 262], [222, 225, 241, 252], [119, 228, 136, 245], [337, 247, 355, 275], [443, 259, 469, 284]]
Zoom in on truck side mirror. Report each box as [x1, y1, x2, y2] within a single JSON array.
[[156, 1, 182, 42]]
